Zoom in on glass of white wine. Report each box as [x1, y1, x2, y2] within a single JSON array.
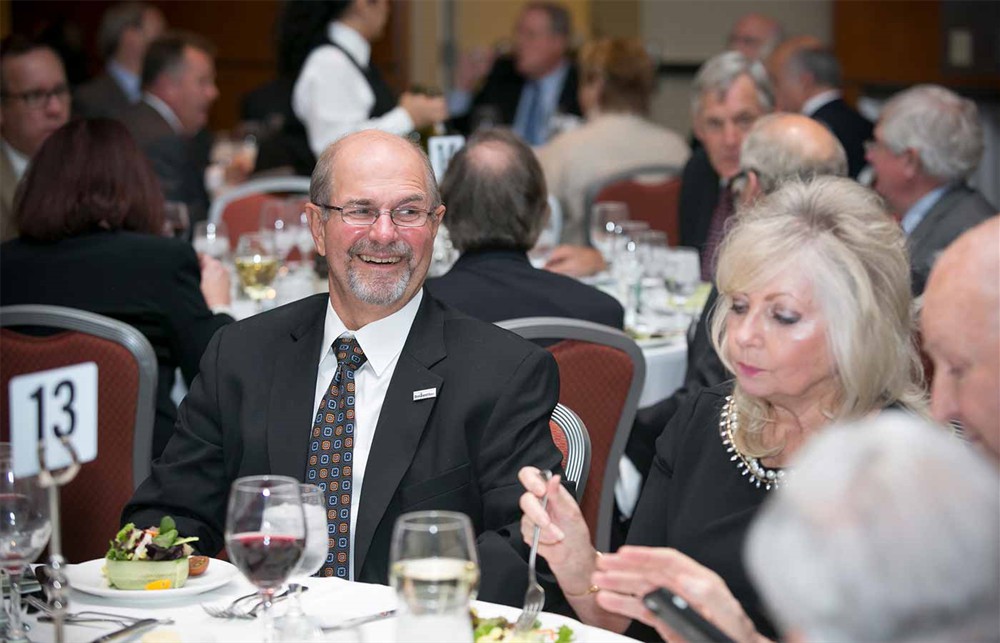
[[234, 232, 280, 311], [390, 511, 479, 643]]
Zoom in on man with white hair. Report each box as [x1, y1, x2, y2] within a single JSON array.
[[726, 13, 784, 61], [921, 216, 1000, 462], [865, 84, 994, 294], [746, 413, 1000, 641]]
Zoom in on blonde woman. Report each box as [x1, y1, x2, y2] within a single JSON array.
[[518, 176, 926, 638]]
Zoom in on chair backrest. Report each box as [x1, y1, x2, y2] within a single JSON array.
[[208, 176, 312, 248], [549, 403, 590, 500], [0, 305, 157, 562], [498, 317, 645, 551], [584, 165, 683, 246]]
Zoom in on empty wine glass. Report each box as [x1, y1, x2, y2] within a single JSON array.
[[390, 511, 479, 643], [226, 476, 305, 643], [162, 201, 191, 240], [0, 443, 52, 643], [296, 209, 316, 272], [234, 232, 280, 311], [590, 202, 629, 264], [274, 484, 327, 642], [260, 200, 300, 267], [193, 221, 231, 260]]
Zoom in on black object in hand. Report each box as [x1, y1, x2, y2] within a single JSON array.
[[642, 587, 735, 643]]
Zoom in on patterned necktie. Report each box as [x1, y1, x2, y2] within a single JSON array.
[[306, 334, 367, 578], [700, 182, 736, 281]]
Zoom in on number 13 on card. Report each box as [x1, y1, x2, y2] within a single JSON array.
[[8, 362, 98, 477]]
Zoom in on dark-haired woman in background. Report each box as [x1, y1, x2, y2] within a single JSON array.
[[0, 118, 233, 459]]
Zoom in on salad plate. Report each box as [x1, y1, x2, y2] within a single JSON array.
[[65, 558, 238, 600], [472, 602, 585, 642]]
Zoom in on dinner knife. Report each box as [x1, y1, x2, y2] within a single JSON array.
[[88, 618, 161, 642], [320, 609, 396, 631]]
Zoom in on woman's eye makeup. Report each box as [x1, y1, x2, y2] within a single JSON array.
[[773, 309, 801, 325]]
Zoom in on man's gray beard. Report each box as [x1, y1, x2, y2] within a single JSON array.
[[346, 239, 414, 306]]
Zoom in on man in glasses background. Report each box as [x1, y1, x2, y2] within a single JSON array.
[[125, 129, 564, 606], [0, 35, 71, 241]]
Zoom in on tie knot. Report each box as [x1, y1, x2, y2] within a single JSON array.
[[334, 335, 367, 371]]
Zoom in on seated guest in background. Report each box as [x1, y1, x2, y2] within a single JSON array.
[[767, 37, 872, 178], [594, 412, 998, 642], [0, 35, 71, 241], [124, 130, 564, 606], [865, 84, 994, 294], [450, 2, 581, 145], [621, 113, 848, 532], [293, 0, 447, 158], [519, 176, 925, 638], [426, 128, 623, 328], [922, 216, 1000, 461], [121, 31, 218, 227], [727, 13, 784, 61], [537, 37, 689, 247], [74, 2, 165, 120], [0, 119, 233, 459]]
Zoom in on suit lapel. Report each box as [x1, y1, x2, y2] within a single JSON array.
[[354, 294, 447, 574], [267, 295, 327, 479]]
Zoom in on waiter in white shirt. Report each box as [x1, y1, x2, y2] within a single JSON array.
[[293, 0, 448, 158]]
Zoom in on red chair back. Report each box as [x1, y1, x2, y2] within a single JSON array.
[[594, 174, 683, 245]]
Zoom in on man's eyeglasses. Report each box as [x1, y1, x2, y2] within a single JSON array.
[[313, 203, 437, 227], [0, 84, 70, 109]]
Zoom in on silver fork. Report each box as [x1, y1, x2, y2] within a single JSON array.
[[514, 469, 553, 633], [201, 584, 303, 619], [26, 594, 174, 627]]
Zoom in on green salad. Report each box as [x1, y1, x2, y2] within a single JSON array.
[[104, 516, 199, 590], [472, 608, 574, 643]]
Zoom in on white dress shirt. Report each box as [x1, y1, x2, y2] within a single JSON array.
[[313, 290, 423, 579], [293, 21, 413, 156], [801, 89, 842, 117], [142, 92, 183, 133]]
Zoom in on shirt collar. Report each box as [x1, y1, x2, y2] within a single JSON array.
[[1, 139, 30, 179], [329, 21, 371, 67], [801, 89, 841, 117], [142, 92, 183, 134], [107, 60, 141, 103], [901, 184, 950, 235], [535, 61, 569, 101], [320, 290, 424, 377]]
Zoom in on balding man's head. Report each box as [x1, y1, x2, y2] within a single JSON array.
[[736, 112, 848, 204], [921, 216, 1000, 461], [727, 13, 785, 60], [766, 36, 840, 112]]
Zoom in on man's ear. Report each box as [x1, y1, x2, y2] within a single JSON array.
[[306, 204, 328, 257]]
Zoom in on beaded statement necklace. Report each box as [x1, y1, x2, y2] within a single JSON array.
[[719, 395, 787, 491]]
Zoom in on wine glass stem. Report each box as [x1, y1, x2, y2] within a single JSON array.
[[260, 588, 277, 643], [6, 567, 27, 640]]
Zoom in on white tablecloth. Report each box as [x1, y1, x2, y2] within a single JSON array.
[[22, 571, 636, 642]]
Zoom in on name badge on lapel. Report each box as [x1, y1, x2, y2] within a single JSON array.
[[412, 388, 437, 402]]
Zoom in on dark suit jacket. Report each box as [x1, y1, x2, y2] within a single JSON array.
[[73, 72, 133, 120], [451, 56, 582, 136], [908, 184, 995, 295], [425, 249, 624, 328], [120, 101, 211, 226], [0, 230, 232, 458], [123, 292, 564, 607], [810, 98, 873, 179], [678, 147, 721, 257]]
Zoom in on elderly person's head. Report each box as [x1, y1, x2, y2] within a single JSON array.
[[746, 412, 1000, 641], [765, 37, 839, 113], [691, 51, 773, 180], [514, 2, 572, 81], [866, 84, 983, 214], [922, 215, 1000, 461], [14, 118, 164, 242], [577, 38, 655, 118], [710, 177, 924, 458], [727, 13, 784, 60], [440, 128, 546, 253], [735, 112, 847, 204]]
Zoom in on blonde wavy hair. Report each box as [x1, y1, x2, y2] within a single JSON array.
[[709, 177, 927, 457]]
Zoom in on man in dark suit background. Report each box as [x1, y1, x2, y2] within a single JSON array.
[[74, 2, 165, 120], [124, 130, 563, 606], [426, 128, 624, 328], [865, 84, 994, 295], [120, 32, 218, 227], [449, 2, 581, 145], [767, 37, 872, 178]]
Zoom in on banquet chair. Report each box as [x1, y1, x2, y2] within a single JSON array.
[[550, 403, 590, 500], [207, 175, 311, 249], [583, 165, 683, 246], [0, 305, 157, 562], [498, 317, 645, 551]]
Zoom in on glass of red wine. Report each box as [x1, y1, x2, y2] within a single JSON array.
[[225, 475, 305, 643]]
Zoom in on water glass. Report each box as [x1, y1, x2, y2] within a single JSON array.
[[390, 511, 479, 643], [590, 202, 629, 263], [225, 476, 305, 643], [260, 200, 301, 265], [0, 443, 52, 643], [193, 221, 231, 260]]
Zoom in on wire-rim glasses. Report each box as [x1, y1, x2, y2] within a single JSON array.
[[313, 203, 437, 227]]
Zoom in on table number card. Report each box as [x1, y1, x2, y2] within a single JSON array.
[[8, 362, 98, 477], [428, 135, 466, 182]]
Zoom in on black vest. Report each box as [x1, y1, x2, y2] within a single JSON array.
[[327, 40, 397, 118]]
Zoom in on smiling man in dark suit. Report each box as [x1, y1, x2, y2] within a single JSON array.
[[124, 130, 563, 606]]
